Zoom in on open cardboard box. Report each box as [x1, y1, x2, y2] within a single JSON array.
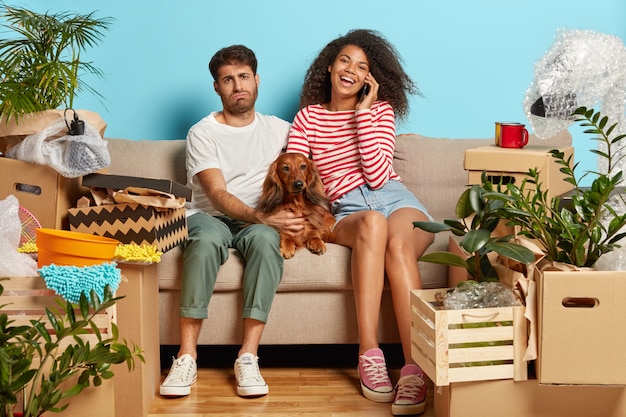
[[0, 109, 107, 155], [0, 157, 89, 229], [535, 268, 626, 385], [72, 172, 191, 253], [0, 109, 106, 229], [82, 172, 191, 201], [68, 203, 187, 253]]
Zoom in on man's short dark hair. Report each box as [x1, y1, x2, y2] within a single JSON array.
[[209, 45, 258, 81]]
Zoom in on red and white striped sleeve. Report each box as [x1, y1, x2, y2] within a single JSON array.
[[286, 108, 311, 157], [355, 102, 396, 189]]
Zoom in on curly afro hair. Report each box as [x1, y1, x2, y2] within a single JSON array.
[[299, 29, 420, 120]]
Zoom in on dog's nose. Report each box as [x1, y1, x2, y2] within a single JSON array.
[[294, 180, 304, 190]]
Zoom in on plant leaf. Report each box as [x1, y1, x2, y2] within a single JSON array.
[[412, 221, 450, 233], [419, 252, 469, 268], [460, 229, 491, 253], [484, 241, 536, 264]]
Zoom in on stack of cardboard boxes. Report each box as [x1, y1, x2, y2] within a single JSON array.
[[412, 144, 626, 417], [0, 114, 190, 417]]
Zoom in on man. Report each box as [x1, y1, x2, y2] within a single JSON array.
[[159, 45, 303, 398]]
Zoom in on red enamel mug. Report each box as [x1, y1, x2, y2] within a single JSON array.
[[495, 122, 529, 148]]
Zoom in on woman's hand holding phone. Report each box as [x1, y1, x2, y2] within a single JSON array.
[[356, 73, 378, 111]]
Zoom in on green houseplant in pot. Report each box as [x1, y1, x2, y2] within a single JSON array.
[[497, 107, 626, 386], [0, 281, 143, 417], [412, 177, 536, 283], [496, 106, 626, 268], [414, 106, 626, 277], [0, 5, 113, 121]]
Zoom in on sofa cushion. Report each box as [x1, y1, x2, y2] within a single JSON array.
[[157, 232, 449, 292]]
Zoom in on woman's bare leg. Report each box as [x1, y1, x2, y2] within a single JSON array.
[[333, 210, 388, 355], [385, 208, 433, 364]]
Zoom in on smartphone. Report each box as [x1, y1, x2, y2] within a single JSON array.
[[361, 84, 369, 98]]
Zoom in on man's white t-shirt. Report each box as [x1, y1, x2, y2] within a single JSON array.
[[185, 112, 291, 217]]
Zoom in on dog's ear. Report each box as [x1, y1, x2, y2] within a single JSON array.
[[258, 159, 285, 214], [304, 160, 330, 208]]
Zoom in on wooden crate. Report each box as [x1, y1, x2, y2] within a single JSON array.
[[0, 276, 116, 417], [1, 276, 115, 347], [410, 288, 528, 386]]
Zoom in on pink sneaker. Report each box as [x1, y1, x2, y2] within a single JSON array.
[[357, 348, 395, 402], [392, 364, 427, 415]]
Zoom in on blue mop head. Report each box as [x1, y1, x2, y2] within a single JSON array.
[[38, 262, 121, 304]]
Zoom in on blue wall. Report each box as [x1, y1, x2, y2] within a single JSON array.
[[19, 1, 626, 176]]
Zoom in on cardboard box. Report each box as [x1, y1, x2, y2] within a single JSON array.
[[0, 109, 107, 155], [464, 145, 574, 204], [82, 172, 192, 201], [113, 262, 161, 417], [435, 378, 626, 417], [68, 203, 187, 253], [535, 268, 626, 385], [411, 289, 528, 386], [0, 157, 88, 229], [0, 276, 116, 417]]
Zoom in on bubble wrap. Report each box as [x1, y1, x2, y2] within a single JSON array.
[[523, 29, 626, 173], [443, 281, 520, 310], [0, 195, 38, 276], [7, 117, 110, 178], [524, 29, 626, 271]]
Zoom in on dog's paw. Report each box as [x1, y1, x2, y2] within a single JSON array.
[[307, 238, 326, 255], [280, 241, 297, 259]]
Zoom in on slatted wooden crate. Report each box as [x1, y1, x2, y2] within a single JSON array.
[[1, 276, 115, 347], [0, 275, 116, 417], [410, 288, 528, 386]]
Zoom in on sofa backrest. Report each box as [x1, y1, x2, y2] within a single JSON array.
[[105, 130, 572, 222], [106, 138, 187, 185], [394, 130, 571, 222]]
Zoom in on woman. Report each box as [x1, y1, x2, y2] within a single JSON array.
[[287, 29, 434, 416]]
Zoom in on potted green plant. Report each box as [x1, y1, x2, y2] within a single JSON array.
[[0, 5, 113, 121], [413, 176, 536, 282], [414, 106, 626, 276], [499, 107, 626, 267], [0, 281, 143, 417]]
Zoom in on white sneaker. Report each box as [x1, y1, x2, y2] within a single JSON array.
[[160, 354, 197, 397], [234, 353, 268, 397]]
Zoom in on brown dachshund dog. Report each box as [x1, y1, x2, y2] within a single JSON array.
[[258, 152, 336, 259]]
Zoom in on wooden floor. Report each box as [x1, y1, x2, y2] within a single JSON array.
[[148, 345, 435, 417]]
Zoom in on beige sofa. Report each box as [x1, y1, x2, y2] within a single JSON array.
[[105, 130, 571, 346]]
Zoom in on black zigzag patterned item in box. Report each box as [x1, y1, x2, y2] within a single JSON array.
[[68, 203, 187, 253]]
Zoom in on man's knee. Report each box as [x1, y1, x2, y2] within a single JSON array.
[[244, 225, 280, 251]]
